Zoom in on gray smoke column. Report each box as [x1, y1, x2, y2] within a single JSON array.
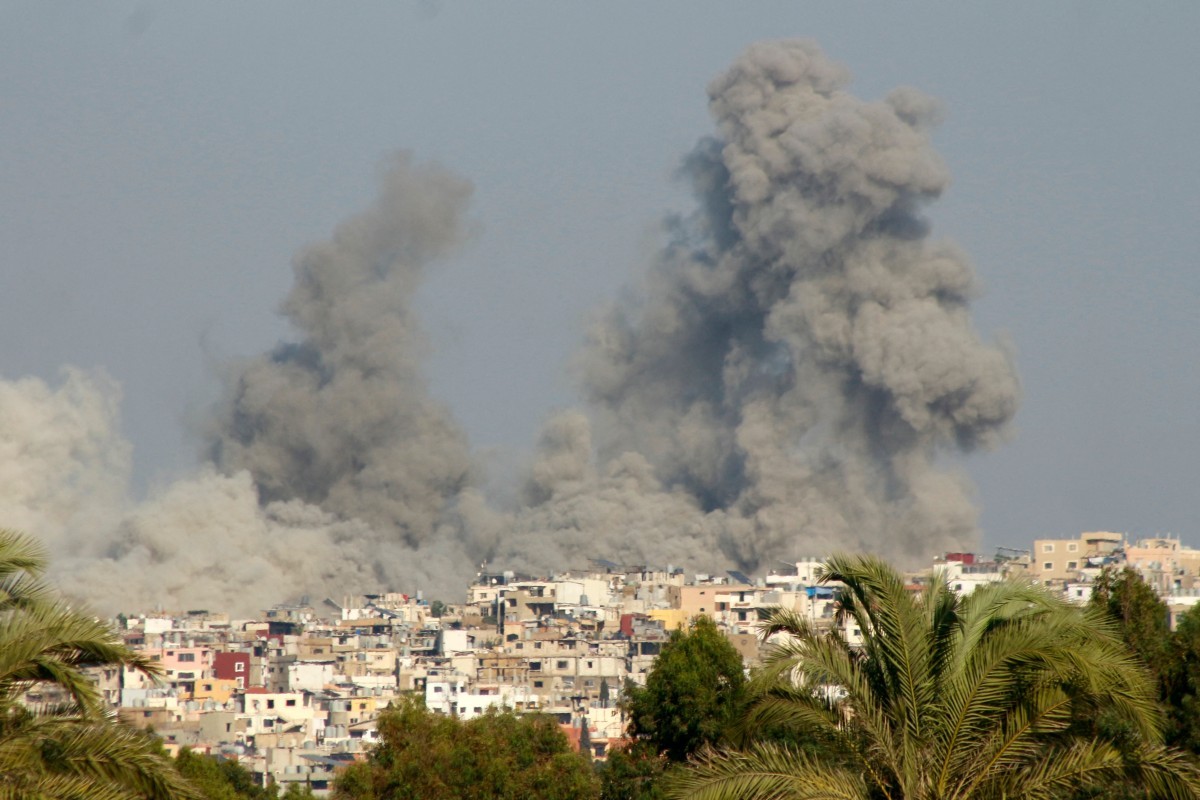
[[207, 153, 476, 554], [529, 39, 1020, 571], [5, 41, 1021, 614]]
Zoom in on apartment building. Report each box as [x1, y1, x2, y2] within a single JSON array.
[[1031, 531, 1122, 582]]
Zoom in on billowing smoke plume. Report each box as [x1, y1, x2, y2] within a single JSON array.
[[498, 40, 1019, 573], [206, 153, 477, 552], [19, 156, 498, 614], [0, 40, 1018, 614]]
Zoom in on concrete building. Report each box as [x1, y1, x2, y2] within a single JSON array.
[[1031, 531, 1122, 583]]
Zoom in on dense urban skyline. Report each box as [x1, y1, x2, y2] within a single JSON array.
[[2, 5, 1198, 609]]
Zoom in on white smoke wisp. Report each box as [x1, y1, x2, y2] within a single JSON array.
[[0, 40, 1019, 614], [0, 368, 130, 557]]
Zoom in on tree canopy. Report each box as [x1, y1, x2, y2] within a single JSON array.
[[623, 615, 746, 763], [333, 696, 598, 800], [602, 615, 746, 800], [174, 748, 282, 800]]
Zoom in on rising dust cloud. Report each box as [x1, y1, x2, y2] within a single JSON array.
[[0, 41, 1018, 614]]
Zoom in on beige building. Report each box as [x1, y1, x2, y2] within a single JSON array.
[[1031, 531, 1122, 583], [1125, 537, 1200, 593], [669, 583, 755, 620]]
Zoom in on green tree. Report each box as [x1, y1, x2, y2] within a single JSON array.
[[600, 744, 668, 800], [176, 748, 277, 800], [1158, 601, 1200, 754], [671, 554, 1200, 800], [332, 695, 598, 800], [1088, 567, 1174, 684], [624, 616, 746, 763], [0, 528, 198, 800]]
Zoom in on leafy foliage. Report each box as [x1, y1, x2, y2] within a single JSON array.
[[600, 743, 669, 800], [332, 695, 598, 800], [670, 554, 1200, 800], [623, 616, 746, 763], [1086, 567, 1200, 756], [1089, 567, 1174, 684], [1166, 604, 1200, 754], [175, 748, 277, 800]]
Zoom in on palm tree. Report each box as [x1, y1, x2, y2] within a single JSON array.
[[0, 528, 197, 800], [671, 554, 1200, 800]]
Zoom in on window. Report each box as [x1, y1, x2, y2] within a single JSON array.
[[1042, 544, 1055, 553], [267, 699, 275, 709], [556, 660, 568, 670], [1043, 562, 1053, 571], [286, 699, 296, 707], [234, 662, 245, 673], [433, 686, 444, 693], [178, 653, 196, 662], [1067, 561, 1078, 570], [533, 681, 543, 688], [1067, 543, 1078, 552], [529, 661, 541, 671]]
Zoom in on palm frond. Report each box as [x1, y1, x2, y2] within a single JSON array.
[[668, 742, 869, 800]]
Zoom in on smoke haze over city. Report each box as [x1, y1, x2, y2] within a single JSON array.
[[2, 7, 1197, 614]]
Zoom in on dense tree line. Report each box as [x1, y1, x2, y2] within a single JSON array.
[[1089, 566, 1200, 755]]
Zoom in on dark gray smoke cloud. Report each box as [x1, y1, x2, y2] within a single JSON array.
[[207, 153, 477, 553], [503, 40, 1019, 574], [4, 40, 1018, 613]]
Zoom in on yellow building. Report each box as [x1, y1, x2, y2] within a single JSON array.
[[192, 678, 240, 705], [647, 608, 688, 631], [1031, 531, 1122, 582]]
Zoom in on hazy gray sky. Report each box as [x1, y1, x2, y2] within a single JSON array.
[[3, 2, 1198, 558]]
